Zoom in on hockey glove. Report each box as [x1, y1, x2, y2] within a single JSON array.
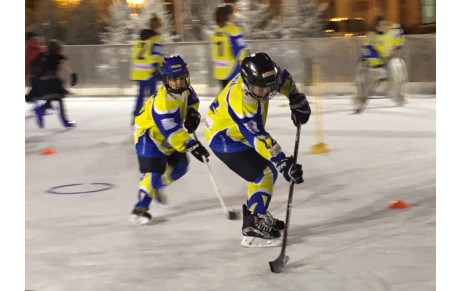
[[70, 73, 78, 86], [276, 156, 304, 184], [289, 93, 311, 126], [152, 69, 162, 81], [184, 109, 201, 133], [188, 140, 210, 163]]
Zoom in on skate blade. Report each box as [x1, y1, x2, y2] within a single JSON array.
[[129, 214, 151, 225], [241, 236, 282, 248]]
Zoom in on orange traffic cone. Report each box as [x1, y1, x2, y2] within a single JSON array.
[[40, 149, 56, 155], [389, 200, 411, 209]]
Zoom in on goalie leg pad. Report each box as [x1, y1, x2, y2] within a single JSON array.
[[387, 57, 408, 104]]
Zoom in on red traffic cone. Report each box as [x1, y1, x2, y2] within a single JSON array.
[[389, 200, 411, 209], [40, 149, 56, 155]]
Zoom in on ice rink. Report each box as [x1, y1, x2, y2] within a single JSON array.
[[24, 94, 436, 290]]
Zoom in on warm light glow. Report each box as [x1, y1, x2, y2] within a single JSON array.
[[54, 0, 81, 5], [126, 0, 145, 5]]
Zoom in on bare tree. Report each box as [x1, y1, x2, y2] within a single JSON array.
[[66, 0, 102, 44], [28, 0, 65, 42]]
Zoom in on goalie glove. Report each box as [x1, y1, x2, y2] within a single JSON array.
[[289, 93, 311, 126], [184, 109, 201, 133], [187, 140, 210, 163], [276, 156, 304, 184]]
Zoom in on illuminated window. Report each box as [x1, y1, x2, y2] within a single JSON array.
[[421, 0, 435, 24]]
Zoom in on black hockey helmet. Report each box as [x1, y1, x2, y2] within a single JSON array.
[[240, 52, 279, 100]]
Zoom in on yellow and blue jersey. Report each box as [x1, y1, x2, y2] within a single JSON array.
[[362, 23, 404, 67], [210, 24, 248, 81], [134, 85, 199, 157], [130, 35, 164, 81], [387, 23, 405, 50], [361, 31, 392, 67], [204, 69, 297, 164]]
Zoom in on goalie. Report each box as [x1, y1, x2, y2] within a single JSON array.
[[353, 15, 408, 113]]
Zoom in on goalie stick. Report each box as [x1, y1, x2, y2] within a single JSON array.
[[269, 123, 302, 273], [192, 132, 238, 220]]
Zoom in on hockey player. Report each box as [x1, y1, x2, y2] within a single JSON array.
[[130, 55, 210, 225], [203, 52, 311, 247], [210, 4, 248, 90], [354, 15, 407, 113], [130, 14, 164, 124]]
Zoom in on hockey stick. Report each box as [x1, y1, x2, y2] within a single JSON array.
[[192, 132, 238, 220], [269, 123, 302, 273]]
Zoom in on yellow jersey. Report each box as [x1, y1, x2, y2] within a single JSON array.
[[362, 31, 392, 67], [362, 23, 404, 67], [387, 23, 405, 50], [210, 24, 248, 81], [204, 70, 297, 163], [134, 85, 200, 156], [130, 35, 164, 81]]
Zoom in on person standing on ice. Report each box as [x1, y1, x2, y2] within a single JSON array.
[[130, 55, 210, 225], [130, 14, 164, 125], [353, 15, 407, 113], [210, 4, 248, 90], [203, 52, 311, 247]]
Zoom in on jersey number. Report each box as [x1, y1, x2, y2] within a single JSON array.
[[136, 42, 147, 60]]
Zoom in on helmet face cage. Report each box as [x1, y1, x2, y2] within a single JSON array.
[[161, 55, 190, 94], [241, 53, 279, 101]]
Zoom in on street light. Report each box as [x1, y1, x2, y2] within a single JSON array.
[[126, 0, 145, 15]]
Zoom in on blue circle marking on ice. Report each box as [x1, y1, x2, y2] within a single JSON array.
[[47, 183, 115, 195]]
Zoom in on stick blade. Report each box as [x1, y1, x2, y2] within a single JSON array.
[[228, 211, 238, 220], [269, 255, 289, 273]]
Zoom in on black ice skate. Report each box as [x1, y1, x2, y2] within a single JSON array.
[[130, 207, 152, 225], [241, 204, 282, 248]]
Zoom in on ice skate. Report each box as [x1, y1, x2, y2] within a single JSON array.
[[60, 114, 76, 128], [243, 204, 284, 230], [241, 204, 282, 248], [130, 207, 152, 225], [34, 105, 46, 128]]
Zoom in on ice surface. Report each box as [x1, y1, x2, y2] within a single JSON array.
[[25, 95, 436, 291]]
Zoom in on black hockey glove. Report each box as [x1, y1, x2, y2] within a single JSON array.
[[152, 69, 162, 81], [184, 109, 201, 133], [276, 156, 304, 184], [289, 93, 311, 126], [188, 140, 210, 163], [70, 73, 78, 86]]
